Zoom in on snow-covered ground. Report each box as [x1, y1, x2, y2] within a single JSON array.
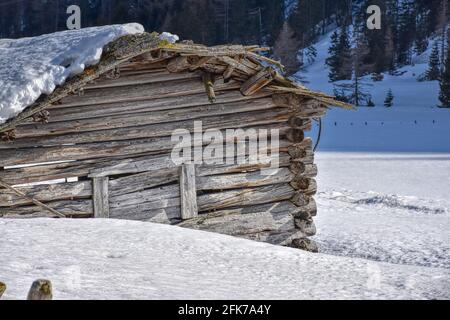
[[0, 216, 449, 300], [315, 153, 450, 270], [297, 30, 450, 152], [0, 153, 449, 300], [1, 24, 449, 301]]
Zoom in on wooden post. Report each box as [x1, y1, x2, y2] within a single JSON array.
[[180, 163, 198, 220], [93, 177, 109, 218], [202, 72, 216, 103], [27, 279, 53, 300]]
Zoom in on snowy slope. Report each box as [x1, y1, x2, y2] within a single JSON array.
[[295, 31, 450, 152], [0, 218, 449, 300]]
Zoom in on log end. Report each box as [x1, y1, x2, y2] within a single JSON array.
[[290, 238, 319, 253]]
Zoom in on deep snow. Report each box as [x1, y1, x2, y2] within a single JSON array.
[[0, 154, 449, 300], [0, 24, 178, 125], [314, 153, 450, 270], [0, 217, 449, 300]]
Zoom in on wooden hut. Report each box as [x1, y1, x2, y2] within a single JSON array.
[[0, 32, 351, 251]]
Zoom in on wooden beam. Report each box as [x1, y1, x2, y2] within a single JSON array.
[[241, 67, 276, 96], [93, 177, 110, 218], [0, 181, 92, 207], [0, 199, 92, 218], [180, 164, 198, 220], [0, 178, 66, 218]]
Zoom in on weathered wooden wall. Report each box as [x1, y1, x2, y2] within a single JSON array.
[[0, 58, 323, 249]]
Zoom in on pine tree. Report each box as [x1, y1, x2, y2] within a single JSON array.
[[439, 44, 450, 108], [273, 21, 301, 75], [326, 27, 352, 82], [384, 89, 394, 107], [425, 41, 441, 81], [306, 45, 317, 64], [367, 98, 375, 107], [326, 30, 341, 81]]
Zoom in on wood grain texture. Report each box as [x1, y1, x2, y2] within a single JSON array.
[[180, 163, 198, 220], [197, 184, 295, 212], [10, 98, 280, 140], [93, 177, 109, 218], [0, 124, 289, 167], [0, 181, 91, 207], [0, 199, 93, 218]]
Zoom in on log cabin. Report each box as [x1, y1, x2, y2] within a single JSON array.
[[0, 32, 352, 251]]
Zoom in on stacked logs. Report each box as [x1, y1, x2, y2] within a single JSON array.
[[282, 98, 325, 252]]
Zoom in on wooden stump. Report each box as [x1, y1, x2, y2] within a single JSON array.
[[27, 279, 53, 300], [0, 282, 6, 298]]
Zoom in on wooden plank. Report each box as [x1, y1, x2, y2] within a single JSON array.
[[93, 177, 109, 218], [109, 168, 179, 196], [180, 164, 198, 220], [0, 199, 93, 218], [109, 185, 179, 209], [272, 94, 328, 118], [196, 168, 293, 191], [41, 89, 271, 123], [0, 179, 66, 218], [0, 124, 290, 167], [109, 182, 295, 216], [56, 77, 240, 109], [0, 155, 134, 185], [217, 56, 258, 75], [197, 184, 295, 212], [0, 181, 92, 207], [178, 208, 295, 236], [110, 205, 180, 224], [84, 70, 199, 90], [240, 67, 275, 96], [0, 147, 291, 187], [9, 98, 283, 141]]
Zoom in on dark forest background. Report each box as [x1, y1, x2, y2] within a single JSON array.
[[0, 0, 449, 106]]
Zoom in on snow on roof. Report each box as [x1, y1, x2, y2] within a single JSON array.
[[0, 24, 178, 124]]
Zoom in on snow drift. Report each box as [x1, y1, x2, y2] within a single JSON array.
[[0, 24, 178, 124], [0, 218, 449, 300]]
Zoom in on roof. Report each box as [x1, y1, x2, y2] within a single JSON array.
[[0, 31, 352, 135]]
